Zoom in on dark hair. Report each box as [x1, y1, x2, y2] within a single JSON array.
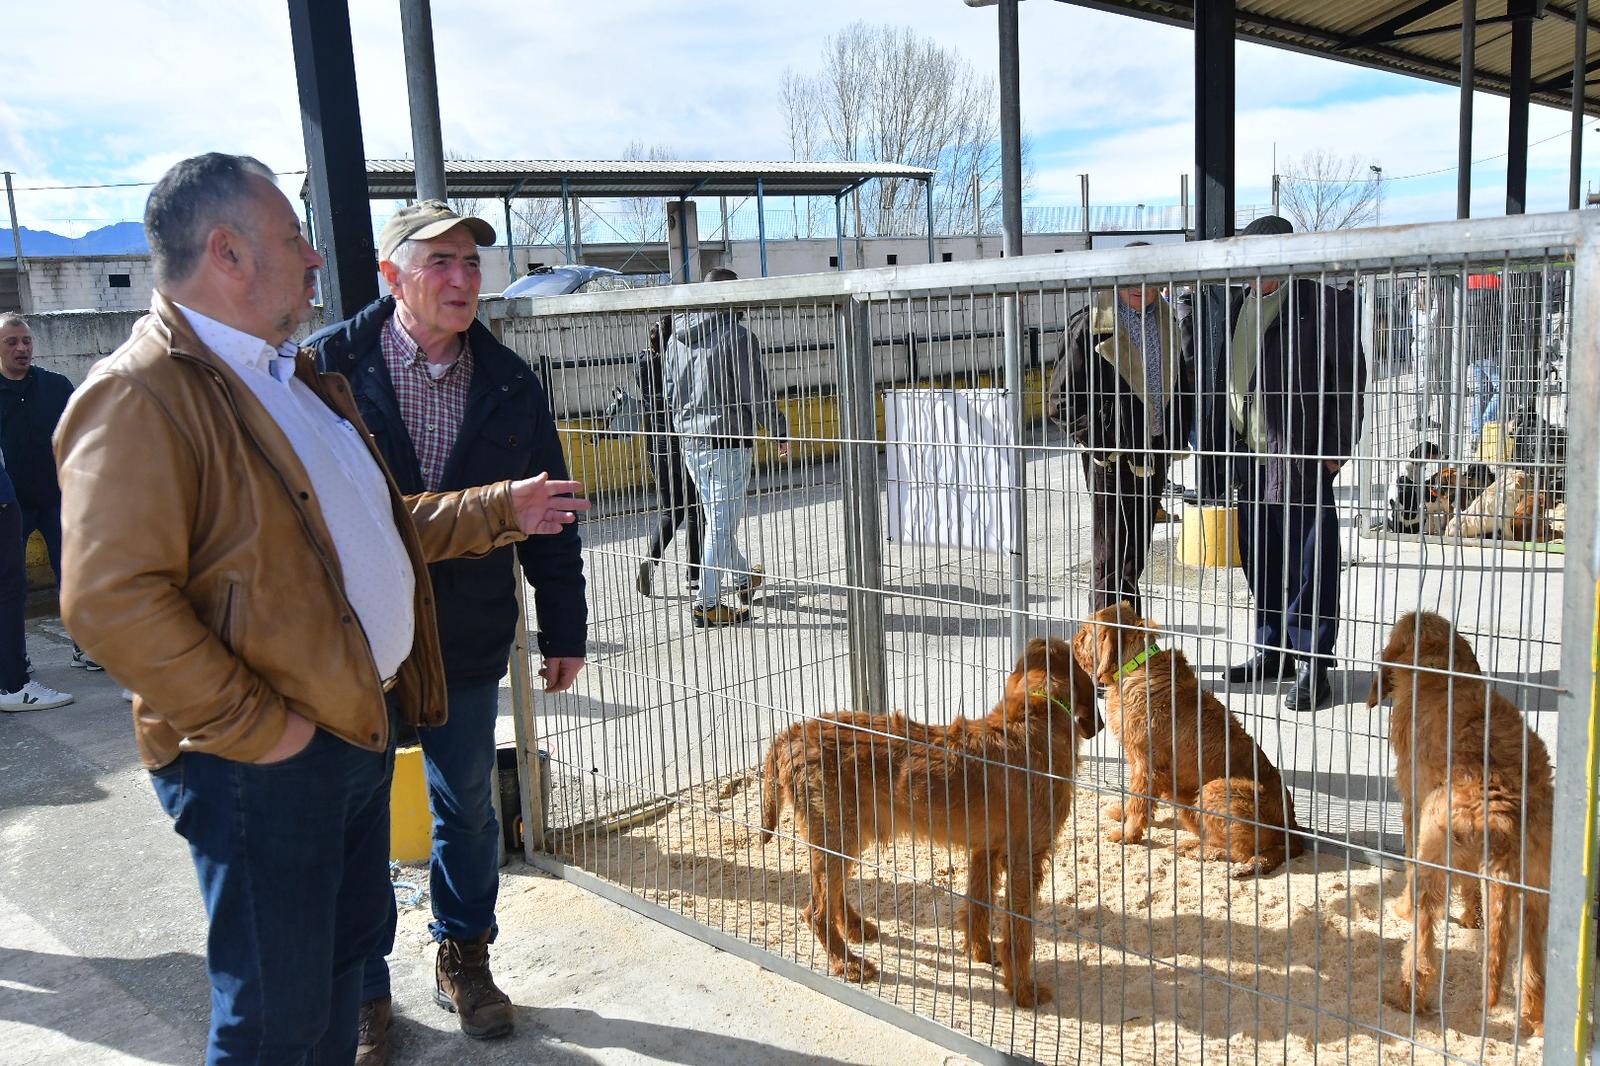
[[705, 267, 739, 282], [144, 153, 276, 287], [1241, 214, 1294, 237]]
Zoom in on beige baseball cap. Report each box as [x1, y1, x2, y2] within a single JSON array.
[[377, 199, 496, 263]]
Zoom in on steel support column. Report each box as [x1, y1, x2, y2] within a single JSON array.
[[1573, 0, 1589, 210], [996, 0, 1027, 659], [835, 194, 846, 272], [1459, 0, 1476, 218], [287, 0, 377, 322], [1508, 11, 1533, 215], [836, 299, 887, 715], [561, 177, 573, 264], [756, 176, 768, 277], [1195, 0, 1236, 240], [399, 0, 446, 201], [925, 177, 936, 263]]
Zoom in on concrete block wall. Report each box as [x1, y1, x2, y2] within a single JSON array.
[[25, 256, 157, 314], [27, 309, 147, 384]]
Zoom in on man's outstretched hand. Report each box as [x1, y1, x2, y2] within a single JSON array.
[[510, 473, 592, 535]]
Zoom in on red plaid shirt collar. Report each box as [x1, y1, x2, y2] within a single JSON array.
[[380, 314, 474, 491]]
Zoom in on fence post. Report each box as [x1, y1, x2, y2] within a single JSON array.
[[1002, 289, 1028, 658], [835, 297, 887, 715], [508, 555, 548, 858], [1544, 217, 1600, 1063]]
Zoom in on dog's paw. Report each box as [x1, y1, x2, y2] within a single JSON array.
[[1384, 975, 1434, 1016], [836, 955, 878, 983], [1389, 896, 1414, 923], [1010, 980, 1053, 1009], [1458, 895, 1483, 930], [965, 936, 996, 966], [1104, 803, 1124, 822], [846, 917, 880, 944]]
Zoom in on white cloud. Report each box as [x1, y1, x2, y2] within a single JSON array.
[[2, 0, 1597, 235]]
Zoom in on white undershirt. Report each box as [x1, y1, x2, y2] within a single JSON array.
[[177, 304, 416, 683]]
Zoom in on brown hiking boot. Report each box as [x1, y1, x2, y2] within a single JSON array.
[[434, 935, 514, 1039], [355, 996, 392, 1066], [736, 564, 765, 605], [692, 603, 751, 628]]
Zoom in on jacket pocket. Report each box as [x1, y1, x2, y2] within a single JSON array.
[[211, 578, 246, 653]]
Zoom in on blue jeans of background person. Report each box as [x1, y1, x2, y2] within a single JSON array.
[[1470, 358, 1501, 442], [0, 503, 26, 692], [362, 677, 502, 1003], [150, 703, 397, 1066], [18, 500, 61, 583], [681, 445, 753, 609], [1236, 465, 1341, 662]]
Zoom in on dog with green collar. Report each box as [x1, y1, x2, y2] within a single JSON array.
[[1072, 602, 1305, 878]]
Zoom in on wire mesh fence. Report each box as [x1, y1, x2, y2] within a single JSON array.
[[490, 213, 1599, 1066]]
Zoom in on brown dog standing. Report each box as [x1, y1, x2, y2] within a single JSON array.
[[759, 636, 1102, 1006], [1073, 603, 1304, 877], [1367, 611, 1552, 1035]]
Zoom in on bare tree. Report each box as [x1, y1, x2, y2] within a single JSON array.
[[780, 70, 824, 237], [1278, 151, 1384, 232], [509, 199, 566, 255], [778, 22, 1020, 238], [441, 150, 486, 225], [613, 140, 676, 244]]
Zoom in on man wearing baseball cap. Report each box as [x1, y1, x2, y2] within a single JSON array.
[[312, 200, 588, 1061]]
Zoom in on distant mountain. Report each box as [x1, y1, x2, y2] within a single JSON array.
[[0, 222, 148, 257]]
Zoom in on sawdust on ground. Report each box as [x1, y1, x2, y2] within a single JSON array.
[[557, 772, 1544, 1066]]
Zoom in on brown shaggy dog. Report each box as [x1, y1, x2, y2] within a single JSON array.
[[759, 637, 1102, 1006], [1367, 611, 1553, 1034], [1072, 603, 1305, 878]]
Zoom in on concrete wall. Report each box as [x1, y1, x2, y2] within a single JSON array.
[[27, 309, 147, 384], [25, 256, 157, 314]]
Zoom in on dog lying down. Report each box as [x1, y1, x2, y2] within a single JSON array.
[[1367, 611, 1553, 1036], [760, 637, 1102, 1007], [1073, 603, 1305, 878]]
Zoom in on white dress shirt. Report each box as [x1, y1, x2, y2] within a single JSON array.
[[177, 305, 416, 683]]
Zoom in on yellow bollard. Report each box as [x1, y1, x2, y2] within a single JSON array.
[[390, 744, 433, 863], [1177, 505, 1242, 568], [1476, 422, 1514, 464]]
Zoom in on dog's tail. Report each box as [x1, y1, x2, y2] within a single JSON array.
[[759, 736, 786, 844]]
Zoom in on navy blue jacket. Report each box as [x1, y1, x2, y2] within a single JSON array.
[[310, 297, 586, 682], [0, 366, 73, 507]]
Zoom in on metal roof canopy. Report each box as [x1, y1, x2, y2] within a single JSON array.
[[351, 159, 936, 201], [1054, 0, 1600, 115]]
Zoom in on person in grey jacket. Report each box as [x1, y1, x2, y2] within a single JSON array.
[[662, 269, 788, 627]]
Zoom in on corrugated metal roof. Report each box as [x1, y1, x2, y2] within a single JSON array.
[[1057, 1, 1600, 115], [349, 159, 935, 200]]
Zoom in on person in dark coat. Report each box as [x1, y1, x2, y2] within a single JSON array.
[[312, 201, 587, 1060], [1047, 269, 1193, 617], [1221, 215, 1367, 712], [0, 313, 99, 672], [634, 315, 702, 596]]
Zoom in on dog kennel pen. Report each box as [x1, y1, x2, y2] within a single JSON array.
[[479, 210, 1598, 1066]]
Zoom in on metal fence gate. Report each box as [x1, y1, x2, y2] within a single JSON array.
[[489, 212, 1600, 1066]]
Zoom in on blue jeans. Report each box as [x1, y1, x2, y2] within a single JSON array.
[[681, 445, 752, 609], [362, 677, 502, 1002], [1470, 358, 1501, 441], [149, 704, 398, 1065], [18, 500, 61, 582]]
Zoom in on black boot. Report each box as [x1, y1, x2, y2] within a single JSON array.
[[1225, 651, 1295, 684], [1285, 662, 1333, 712]]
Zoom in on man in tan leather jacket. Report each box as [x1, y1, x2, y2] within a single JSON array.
[[52, 153, 590, 1065]]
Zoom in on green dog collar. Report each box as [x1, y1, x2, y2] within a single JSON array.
[[1029, 689, 1076, 717], [1113, 645, 1160, 681]]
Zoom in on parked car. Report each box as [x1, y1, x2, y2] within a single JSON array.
[[500, 264, 621, 299]]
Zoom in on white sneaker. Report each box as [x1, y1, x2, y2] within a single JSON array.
[[121, 689, 134, 702], [0, 681, 74, 712]]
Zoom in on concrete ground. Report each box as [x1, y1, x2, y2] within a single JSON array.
[[0, 616, 973, 1066]]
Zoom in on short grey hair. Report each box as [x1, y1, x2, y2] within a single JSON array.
[[144, 153, 277, 287], [386, 239, 426, 272], [0, 314, 27, 332]]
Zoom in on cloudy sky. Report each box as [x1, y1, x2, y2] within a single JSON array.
[[4, 0, 1596, 237]]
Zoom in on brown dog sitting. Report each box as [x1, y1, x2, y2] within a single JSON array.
[[1072, 603, 1305, 878], [759, 636, 1102, 1006], [1367, 611, 1553, 1035]]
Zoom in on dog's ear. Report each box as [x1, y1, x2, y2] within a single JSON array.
[[1095, 624, 1121, 684], [1365, 667, 1385, 708]]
